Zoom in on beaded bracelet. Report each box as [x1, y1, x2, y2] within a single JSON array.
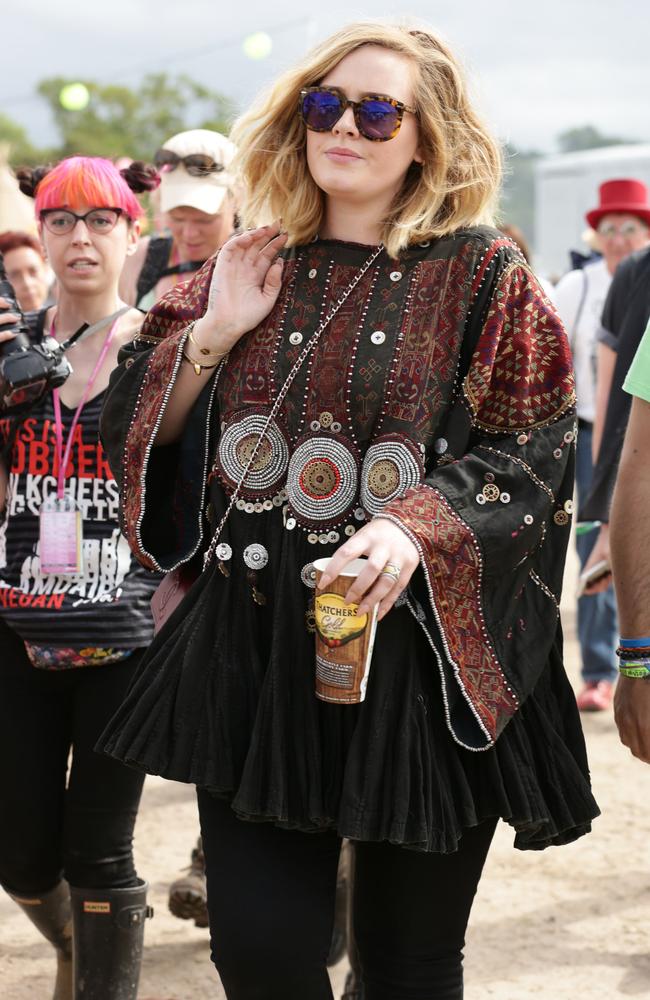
[[617, 646, 650, 659]]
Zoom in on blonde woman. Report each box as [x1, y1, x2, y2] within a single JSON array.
[[99, 23, 598, 999]]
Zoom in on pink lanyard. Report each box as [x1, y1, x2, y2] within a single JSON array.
[[50, 315, 120, 500]]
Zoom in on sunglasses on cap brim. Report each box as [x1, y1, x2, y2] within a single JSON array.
[[154, 149, 226, 177]]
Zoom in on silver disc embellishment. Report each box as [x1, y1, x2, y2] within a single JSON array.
[[216, 543, 232, 562], [243, 543, 269, 570], [360, 438, 423, 515], [301, 563, 317, 588], [216, 412, 290, 498], [287, 435, 359, 525]]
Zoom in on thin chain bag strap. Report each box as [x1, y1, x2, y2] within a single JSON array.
[[203, 243, 385, 568]]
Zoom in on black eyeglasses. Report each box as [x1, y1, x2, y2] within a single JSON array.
[[299, 86, 416, 142], [154, 149, 226, 177], [40, 208, 124, 236]]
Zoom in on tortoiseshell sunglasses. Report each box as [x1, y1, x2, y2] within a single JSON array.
[[299, 86, 416, 142]]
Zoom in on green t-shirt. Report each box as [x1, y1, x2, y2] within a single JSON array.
[[624, 318, 650, 402]]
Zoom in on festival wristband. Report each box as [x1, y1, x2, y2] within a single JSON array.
[[618, 664, 650, 679], [619, 637, 650, 648]]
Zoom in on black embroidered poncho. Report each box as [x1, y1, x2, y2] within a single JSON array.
[[98, 228, 598, 851]]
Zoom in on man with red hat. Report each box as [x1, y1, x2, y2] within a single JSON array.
[[554, 178, 650, 712]]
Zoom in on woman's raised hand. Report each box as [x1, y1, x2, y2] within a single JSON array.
[[193, 222, 288, 354]]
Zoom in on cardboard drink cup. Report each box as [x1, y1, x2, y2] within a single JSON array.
[[312, 557, 379, 704]]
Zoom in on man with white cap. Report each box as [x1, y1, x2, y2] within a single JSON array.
[[120, 128, 238, 309]]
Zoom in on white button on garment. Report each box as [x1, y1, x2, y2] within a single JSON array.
[[390, 271, 403, 282], [289, 332, 303, 346], [371, 331, 386, 345], [309, 268, 318, 279]]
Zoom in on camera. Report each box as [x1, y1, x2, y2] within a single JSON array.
[[0, 252, 72, 412]]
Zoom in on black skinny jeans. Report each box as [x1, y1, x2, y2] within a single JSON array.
[[0, 621, 145, 896], [198, 790, 497, 1000]]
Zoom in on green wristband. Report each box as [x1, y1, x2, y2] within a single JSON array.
[[619, 665, 650, 679]]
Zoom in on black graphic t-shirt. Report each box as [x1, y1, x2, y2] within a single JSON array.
[[0, 389, 159, 653]]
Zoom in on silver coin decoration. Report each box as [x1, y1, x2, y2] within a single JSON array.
[[301, 563, 317, 588], [287, 436, 358, 523], [243, 543, 269, 570], [360, 440, 423, 515], [217, 413, 290, 495], [216, 543, 232, 561], [434, 438, 448, 455]]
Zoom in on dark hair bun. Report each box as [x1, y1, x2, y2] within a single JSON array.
[[120, 160, 160, 193], [15, 165, 52, 199]]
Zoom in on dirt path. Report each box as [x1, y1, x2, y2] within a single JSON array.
[[2, 549, 650, 999]]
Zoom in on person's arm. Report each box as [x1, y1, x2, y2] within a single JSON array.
[[100, 225, 286, 572], [592, 342, 616, 463], [154, 224, 287, 445], [610, 395, 650, 763], [326, 256, 576, 752]]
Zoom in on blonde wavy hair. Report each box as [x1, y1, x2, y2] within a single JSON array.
[[230, 21, 502, 258]]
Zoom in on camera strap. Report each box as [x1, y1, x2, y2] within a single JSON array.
[[56, 305, 130, 353]]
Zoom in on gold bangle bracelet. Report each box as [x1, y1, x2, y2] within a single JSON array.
[[182, 350, 221, 375], [187, 324, 228, 363]]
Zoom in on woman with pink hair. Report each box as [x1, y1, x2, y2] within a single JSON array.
[[0, 156, 161, 1000]]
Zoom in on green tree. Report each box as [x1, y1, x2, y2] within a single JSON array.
[[557, 125, 639, 153], [36, 73, 237, 161], [0, 113, 50, 166]]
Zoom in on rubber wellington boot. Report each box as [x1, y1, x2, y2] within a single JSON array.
[[70, 879, 153, 999], [10, 880, 73, 1000]]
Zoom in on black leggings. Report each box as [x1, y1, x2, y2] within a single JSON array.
[[0, 621, 145, 896], [198, 790, 497, 1000]]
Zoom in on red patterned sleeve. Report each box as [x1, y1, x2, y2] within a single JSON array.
[[380, 263, 577, 751], [101, 258, 218, 571]]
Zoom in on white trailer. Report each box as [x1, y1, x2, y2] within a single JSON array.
[[534, 144, 650, 279]]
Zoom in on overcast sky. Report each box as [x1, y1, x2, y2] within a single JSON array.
[[3, 0, 649, 153]]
